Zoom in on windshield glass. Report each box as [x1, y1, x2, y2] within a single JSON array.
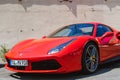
[[49, 24, 94, 38]]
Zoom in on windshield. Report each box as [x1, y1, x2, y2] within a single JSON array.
[[49, 24, 94, 38]]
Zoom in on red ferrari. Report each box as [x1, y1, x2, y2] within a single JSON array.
[[5, 22, 120, 74]]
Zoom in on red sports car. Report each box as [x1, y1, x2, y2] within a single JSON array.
[[5, 22, 120, 74]]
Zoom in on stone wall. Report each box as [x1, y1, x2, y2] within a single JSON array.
[[0, 0, 120, 48]]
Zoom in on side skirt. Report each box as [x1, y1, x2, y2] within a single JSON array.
[[100, 56, 120, 65]]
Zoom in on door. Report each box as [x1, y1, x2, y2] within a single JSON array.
[[96, 24, 117, 61]]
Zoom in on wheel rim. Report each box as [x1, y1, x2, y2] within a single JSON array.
[[85, 45, 99, 72]]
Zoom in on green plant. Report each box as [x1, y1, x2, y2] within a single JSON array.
[[0, 44, 9, 62]]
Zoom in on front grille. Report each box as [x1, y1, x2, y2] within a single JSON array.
[[10, 66, 25, 70], [16, 66, 25, 70], [6, 59, 25, 70], [32, 59, 61, 70]]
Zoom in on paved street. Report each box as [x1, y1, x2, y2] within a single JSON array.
[[0, 60, 120, 80]]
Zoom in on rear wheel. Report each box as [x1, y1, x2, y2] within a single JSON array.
[[82, 42, 99, 74]]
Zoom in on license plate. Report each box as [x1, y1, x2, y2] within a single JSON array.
[[10, 60, 28, 66]]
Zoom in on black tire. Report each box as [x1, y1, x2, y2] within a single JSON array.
[[82, 42, 99, 74]]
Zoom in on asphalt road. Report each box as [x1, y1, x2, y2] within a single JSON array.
[[0, 60, 120, 80]]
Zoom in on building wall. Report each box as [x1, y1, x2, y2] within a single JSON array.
[[0, 0, 120, 48]]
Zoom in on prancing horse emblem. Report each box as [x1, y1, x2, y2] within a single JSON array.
[[19, 53, 23, 57]]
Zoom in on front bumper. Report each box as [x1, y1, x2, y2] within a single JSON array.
[[5, 50, 83, 74], [5, 56, 68, 74]]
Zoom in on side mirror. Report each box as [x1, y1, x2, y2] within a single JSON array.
[[100, 32, 114, 45], [42, 36, 47, 39]]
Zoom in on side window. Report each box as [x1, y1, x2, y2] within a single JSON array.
[[96, 24, 112, 37]]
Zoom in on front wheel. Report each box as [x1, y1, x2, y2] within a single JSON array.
[[82, 42, 99, 74]]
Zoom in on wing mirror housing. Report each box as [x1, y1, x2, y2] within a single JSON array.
[[101, 32, 114, 40], [100, 32, 114, 45]]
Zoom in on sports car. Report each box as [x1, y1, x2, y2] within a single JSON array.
[[5, 22, 120, 74]]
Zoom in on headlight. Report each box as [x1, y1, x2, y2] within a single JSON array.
[[48, 38, 76, 55]]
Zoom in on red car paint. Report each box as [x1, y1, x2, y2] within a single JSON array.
[[5, 22, 120, 73]]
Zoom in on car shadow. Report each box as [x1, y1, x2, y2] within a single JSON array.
[[10, 60, 120, 80]]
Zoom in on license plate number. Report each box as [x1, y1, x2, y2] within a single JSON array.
[[10, 60, 28, 66]]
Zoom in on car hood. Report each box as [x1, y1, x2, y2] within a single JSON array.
[[6, 37, 76, 59]]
